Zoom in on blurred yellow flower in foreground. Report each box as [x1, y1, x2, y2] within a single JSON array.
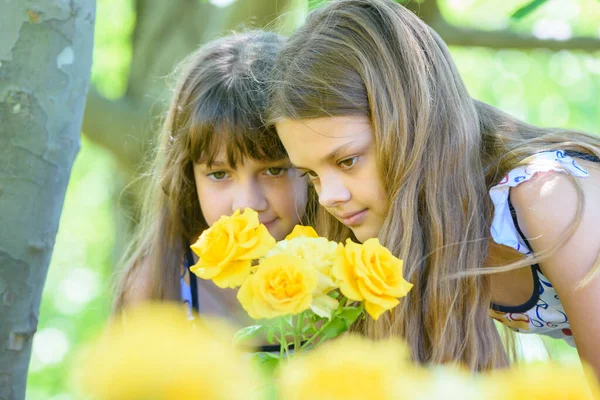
[[485, 362, 600, 400], [190, 208, 276, 288], [278, 334, 416, 400], [74, 302, 261, 400], [237, 254, 318, 319], [333, 238, 413, 320]]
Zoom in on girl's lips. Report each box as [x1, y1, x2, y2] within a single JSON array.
[[261, 218, 277, 229], [338, 209, 367, 226]]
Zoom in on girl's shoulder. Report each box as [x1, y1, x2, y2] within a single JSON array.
[[492, 150, 591, 193], [508, 151, 599, 231], [489, 150, 594, 256]]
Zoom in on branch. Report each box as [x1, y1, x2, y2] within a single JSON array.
[[81, 88, 161, 173], [436, 20, 600, 51], [410, 0, 600, 51]]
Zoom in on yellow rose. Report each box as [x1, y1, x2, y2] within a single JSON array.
[[266, 236, 339, 318], [279, 334, 416, 400], [333, 238, 413, 320], [237, 254, 318, 319], [190, 208, 276, 288], [74, 303, 261, 400], [285, 225, 319, 240]]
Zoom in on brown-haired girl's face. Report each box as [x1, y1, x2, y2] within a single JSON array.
[[276, 116, 388, 242], [193, 146, 308, 241]]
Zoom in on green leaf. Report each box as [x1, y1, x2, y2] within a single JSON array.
[[510, 0, 549, 20], [232, 325, 265, 346], [250, 352, 281, 375], [319, 318, 349, 343], [338, 307, 364, 326], [251, 351, 281, 362]]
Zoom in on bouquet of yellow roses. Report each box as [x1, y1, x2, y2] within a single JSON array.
[[189, 208, 414, 360], [75, 208, 600, 399]]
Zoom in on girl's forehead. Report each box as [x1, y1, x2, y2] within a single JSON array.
[[192, 125, 287, 167], [276, 116, 373, 168], [197, 143, 289, 168]]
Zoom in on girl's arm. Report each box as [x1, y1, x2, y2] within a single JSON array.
[[511, 164, 600, 379]]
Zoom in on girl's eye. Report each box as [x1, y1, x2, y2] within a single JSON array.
[[207, 171, 228, 181], [299, 170, 318, 179], [265, 167, 287, 177], [338, 156, 358, 169]]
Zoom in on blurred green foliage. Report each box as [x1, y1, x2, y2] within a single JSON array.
[[26, 0, 598, 397], [511, 0, 550, 20], [91, 0, 135, 99]]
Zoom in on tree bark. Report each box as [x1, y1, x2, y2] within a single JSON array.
[[0, 1, 96, 399]]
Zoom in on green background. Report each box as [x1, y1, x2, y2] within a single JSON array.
[[26, 0, 600, 397]]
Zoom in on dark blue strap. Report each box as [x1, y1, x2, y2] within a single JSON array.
[[563, 150, 599, 163], [184, 247, 199, 312]]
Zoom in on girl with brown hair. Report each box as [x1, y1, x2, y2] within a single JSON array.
[[113, 32, 314, 336], [271, 0, 600, 376]]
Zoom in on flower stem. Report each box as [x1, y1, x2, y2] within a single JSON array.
[[294, 312, 304, 353], [300, 318, 332, 349], [300, 296, 348, 350], [279, 319, 289, 358]]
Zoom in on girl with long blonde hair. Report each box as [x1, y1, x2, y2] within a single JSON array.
[[113, 32, 314, 340], [270, 0, 600, 375]]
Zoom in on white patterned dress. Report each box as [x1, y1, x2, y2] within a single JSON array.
[[488, 150, 597, 347]]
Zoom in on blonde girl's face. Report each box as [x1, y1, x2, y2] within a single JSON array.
[[276, 116, 388, 243], [193, 148, 308, 241]]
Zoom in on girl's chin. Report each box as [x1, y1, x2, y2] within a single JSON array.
[[350, 226, 380, 244], [264, 221, 286, 241]]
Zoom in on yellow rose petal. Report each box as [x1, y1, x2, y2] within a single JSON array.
[[237, 275, 261, 320], [334, 238, 412, 320], [211, 259, 252, 289], [310, 293, 339, 319], [189, 208, 275, 288], [285, 225, 319, 240], [237, 254, 318, 320]]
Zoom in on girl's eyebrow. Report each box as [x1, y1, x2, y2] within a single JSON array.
[[323, 141, 361, 163], [291, 141, 362, 170], [196, 159, 227, 169]]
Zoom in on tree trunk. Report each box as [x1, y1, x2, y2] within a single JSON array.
[[0, 1, 96, 399]]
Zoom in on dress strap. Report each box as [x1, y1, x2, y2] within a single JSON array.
[[488, 150, 590, 256], [184, 246, 199, 313]]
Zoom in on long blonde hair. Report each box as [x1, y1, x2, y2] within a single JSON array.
[[114, 31, 317, 313], [269, 0, 600, 370]]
